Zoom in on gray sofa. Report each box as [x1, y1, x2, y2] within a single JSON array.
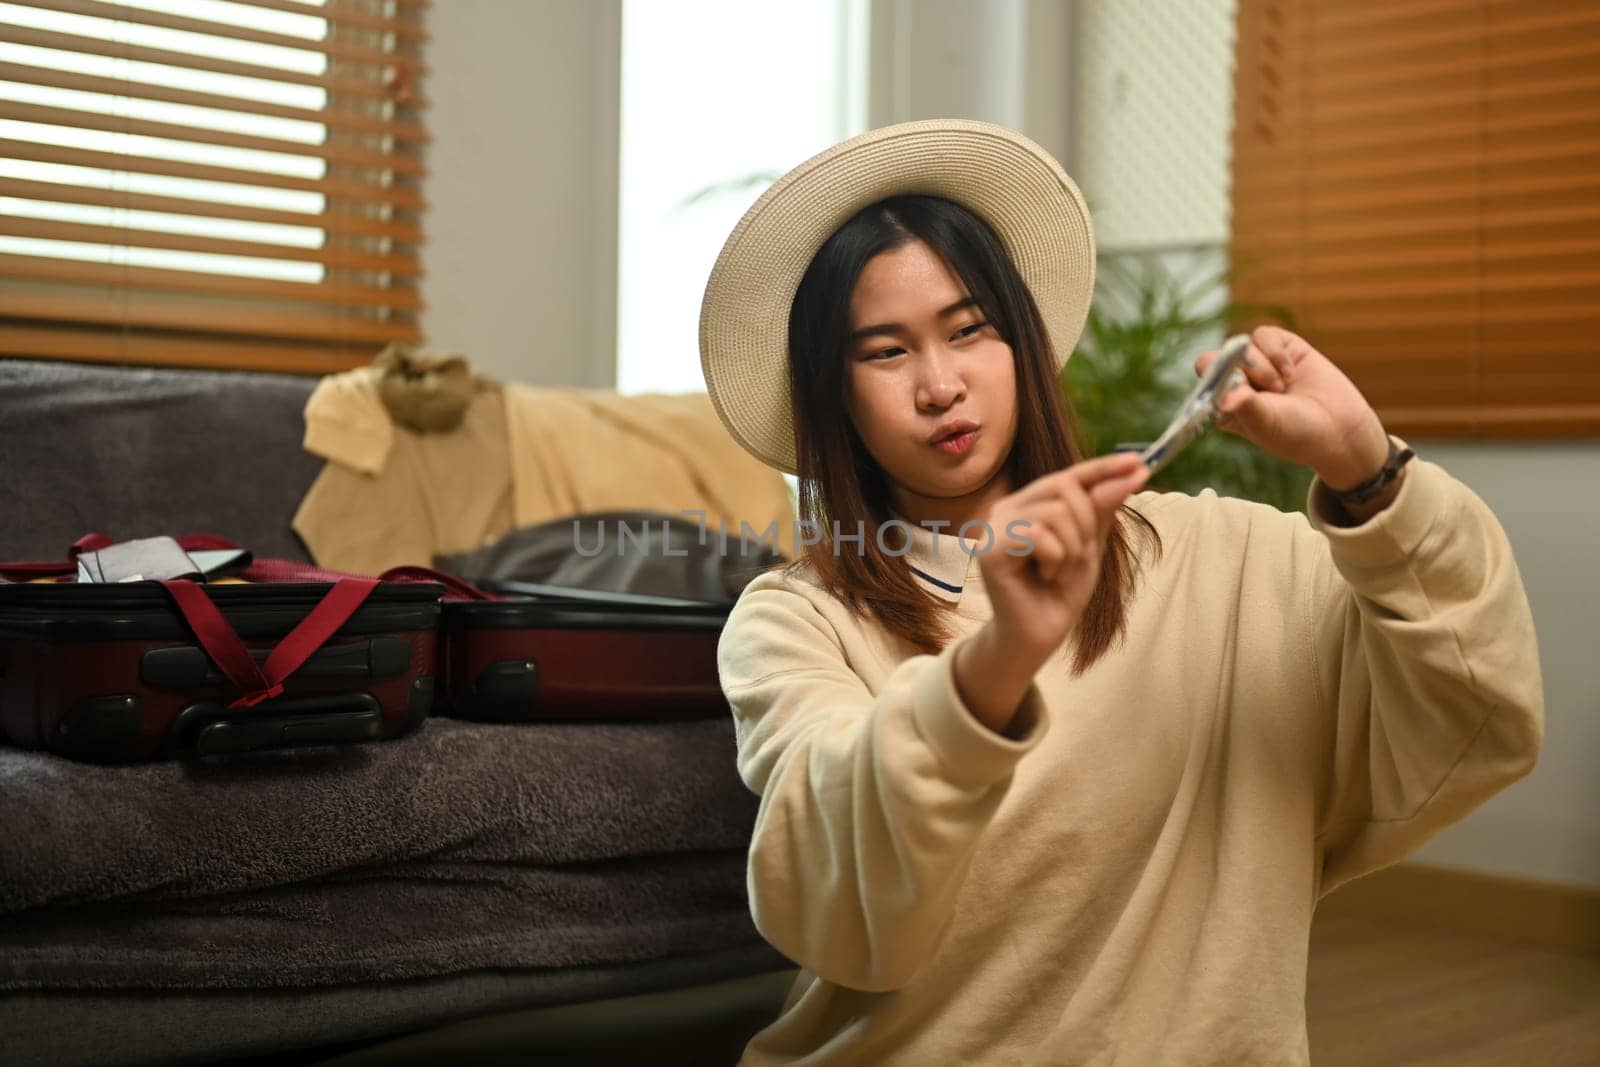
[[1, 358, 322, 563], [0, 359, 794, 1066]]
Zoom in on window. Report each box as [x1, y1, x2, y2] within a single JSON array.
[[0, 0, 426, 374], [615, 0, 867, 398], [1231, 0, 1600, 438]]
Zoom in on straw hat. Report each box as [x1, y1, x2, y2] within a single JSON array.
[[698, 118, 1096, 476]]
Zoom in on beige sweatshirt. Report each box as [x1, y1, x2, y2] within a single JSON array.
[[716, 451, 1544, 1065]]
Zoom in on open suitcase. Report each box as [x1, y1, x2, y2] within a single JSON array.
[[0, 573, 443, 763], [0, 536, 739, 760]]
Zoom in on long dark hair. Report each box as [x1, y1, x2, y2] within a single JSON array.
[[778, 194, 1160, 676]]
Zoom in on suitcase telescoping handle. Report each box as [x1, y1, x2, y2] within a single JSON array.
[[157, 577, 380, 709]]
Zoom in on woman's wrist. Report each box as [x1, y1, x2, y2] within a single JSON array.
[[1316, 426, 1413, 526], [953, 624, 1044, 735], [1314, 418, 1393, 493], [1324, 465, 1407, 527]]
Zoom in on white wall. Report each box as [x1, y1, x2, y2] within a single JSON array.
[[867, 0, 1070, 166], [1398, 442, 1600, 889], [1068, 0, 1235, 251], [421, 0, 620, 388]]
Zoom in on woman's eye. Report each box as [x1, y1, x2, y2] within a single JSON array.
[[869, 347, 904, 360], [955, 322, 987, 339]]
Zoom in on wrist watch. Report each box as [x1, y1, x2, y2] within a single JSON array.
[[1330, 436, 1415, 505]]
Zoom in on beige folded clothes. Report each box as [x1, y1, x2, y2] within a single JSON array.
[[293, 366, 797, 573]]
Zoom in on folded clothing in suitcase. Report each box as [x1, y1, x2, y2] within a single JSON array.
[[436, 579, 731, 723], [0, 577, 443, 763]]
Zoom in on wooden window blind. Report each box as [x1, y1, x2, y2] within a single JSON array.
[[0, 0, 427, 375], [1230, 0, 1600, 438]]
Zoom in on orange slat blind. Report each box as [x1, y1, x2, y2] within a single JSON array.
[[1230, 0, 1600, 438], [0, 0, 427, 375]]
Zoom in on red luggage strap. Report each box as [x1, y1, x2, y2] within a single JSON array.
[[157, 577, 380, 709], [157, 559, 485, 709]]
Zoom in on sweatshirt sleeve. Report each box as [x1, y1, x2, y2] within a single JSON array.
[[1301, 445, 1544, 900], [717, 575, 1050, 992]]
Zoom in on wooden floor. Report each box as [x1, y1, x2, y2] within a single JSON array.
[[1306, 915, 1600, 1065]]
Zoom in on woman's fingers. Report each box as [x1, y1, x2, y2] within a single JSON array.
[[991, 451, 1151, 583], [1062, 462, 1138, 550], [1197, 344, 1283, 393], [1086, 465, 1149, 518], [1033, 458, 1147, 541], [1013, 451, 1145, 508], [1057, 476, 1100, 552], [1029, 520, 1068, 583], [1029, 466, 1144, 581], [1067, 450, 1148, 486], [1198, 326, 1320, 396], [1252, 324, 1309, 378]]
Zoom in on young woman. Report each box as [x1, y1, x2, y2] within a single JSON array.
[[697, 119, 1542, 1065]]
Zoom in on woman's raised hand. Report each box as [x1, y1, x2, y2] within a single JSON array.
[[977, 452, 1150, 668], [1195, 325, 1390, 493]]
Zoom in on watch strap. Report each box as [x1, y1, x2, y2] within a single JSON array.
[[1330, 436, 1416, 504]]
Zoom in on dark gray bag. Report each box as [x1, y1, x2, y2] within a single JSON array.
[[435, 510, 787, 604]]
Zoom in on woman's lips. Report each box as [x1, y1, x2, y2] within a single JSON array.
[[933, 429, 978, 455]]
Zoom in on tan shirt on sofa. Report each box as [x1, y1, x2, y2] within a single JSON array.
[[293, 367, 798, 572]]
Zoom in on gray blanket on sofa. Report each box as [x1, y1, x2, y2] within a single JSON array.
[[0, 358, 321, 562], [0, 717, 778, 990]]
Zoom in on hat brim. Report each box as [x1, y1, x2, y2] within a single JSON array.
[[699, 118, 1096, 477]]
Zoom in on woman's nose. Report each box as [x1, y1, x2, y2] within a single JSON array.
[[916, 347, 966, 409]]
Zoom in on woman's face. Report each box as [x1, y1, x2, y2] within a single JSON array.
[[844, 238, 1018, 525]]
